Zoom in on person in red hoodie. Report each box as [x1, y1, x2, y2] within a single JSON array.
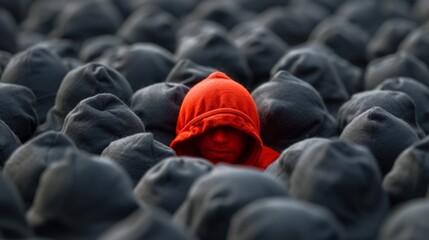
[[170, 71, 279, 169]]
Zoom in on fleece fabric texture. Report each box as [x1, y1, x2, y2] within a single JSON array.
[[134, 156, 213, 215], [0, 120, 20, 167], [0, 172, 33, 238], [0, 9, 17, 54], [375, 77, 429, 135], [366, 18, 416, 60], [99, 206, 195, 240], [251, 71, 337, 152], [130, 82, 190, 146], [99, 43, 176, 92], [309, 16, 370, 67], [117, 5, 178, 53], [399, 28, 429, 68], [364, 52, 429, 90], [383, 136, 429, 206], [165, 59, 216, 88], [340, 107, 420, 176], [170, 71, 273, 169], [175, 29, 252, 89], [21, 0, 65, 35], [79, 35, 125, 63], [101, 132, 176, 186], [0, 45, 68, 123], [290, 139, 389, 240], [0, 83, 38, 143], [265, 137, 331, 188], [51, 0, 122, 44], [256, 3, 329, 47], [183, 1, 253, 31], [3, 131, 76, 209], [26, 149, 141, 240], [173, 165, 289, 240], [337, 89, 425, 138], [271, 47, 350, 116], [62, 93, 145, 155], [37, 62, 133, 134], [230, 22, 288, 88], [227, 198, 345, 240], [378, 199, 429, 240]]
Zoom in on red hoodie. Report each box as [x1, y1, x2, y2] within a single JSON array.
[[170, 71, 278, 169]]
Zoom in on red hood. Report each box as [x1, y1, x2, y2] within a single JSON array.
[[170, 71, 263, 167]]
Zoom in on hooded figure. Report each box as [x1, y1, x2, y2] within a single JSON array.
[[117, 5, 178, 53], [378, 199, 429, 240], [175, 28, 252, 88], [383, 136, 429, 206], [79, 35, 125, 63], [134, 156, 213, 215], [26, 149, 141, 239], [21, 0, 65, 35], [398, 28, 429, 69], [366, 18, 416, 60], [130, 82, 190, 146], [230, 22, 288, 89], [340, 107, 420, 176], [290, 139, 389, 240], [170, 71, 278, 169], [256, 3, 329, 46], [251, 71, 337, 152], [337, 89, 425, 138], [99, 206, 195, 240], [3, 131, 76, 209], [165, 59, 217, 88], [0, 172, 33, 238], [62, 93, 145, 155], [227, 198, 345, 240], [375, 77, 429, 135], [309, 16, 370, 67], [173, 165, 289, 240], [0, 120, 20, 167], [1, 45, 68, 123], [101, 132, 176, 186], [271, 47, 350, 116], [98, 43, 176, 92], [37, 63, 133, 134], [265, 137, 332, 188], [364, 52, 429, 90], [50, 0, 122, 44], [0, 83, 38, 143]]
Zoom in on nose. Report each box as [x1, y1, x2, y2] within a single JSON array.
[[212, 128, 228, 143]]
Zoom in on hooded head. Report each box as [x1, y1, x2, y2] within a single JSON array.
[[134, 156, 213, 215], [170, 71, 263, 167], [101, 132, 176, 186], [227, 198, 345, 240], [379, 199, 429, 240], [0, 83, 38, 143], [173, 165, 288, 240], [290, 139, 389, 240], [26, 149, 140, 239], [383, 136, 429, 207]]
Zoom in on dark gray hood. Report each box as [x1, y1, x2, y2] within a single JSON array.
[[134, 156, 213, 215], [290, 139, 389, 240], [101, 132, 176, 186], [27, 149, 141, 239], [62, 93, 145, 154], [3, 131, 76, 209], [251, 70, 337, 152], [130, 82, 189, 146]]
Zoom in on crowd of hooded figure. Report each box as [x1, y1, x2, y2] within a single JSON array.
[[0, 0, 429, 239]]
